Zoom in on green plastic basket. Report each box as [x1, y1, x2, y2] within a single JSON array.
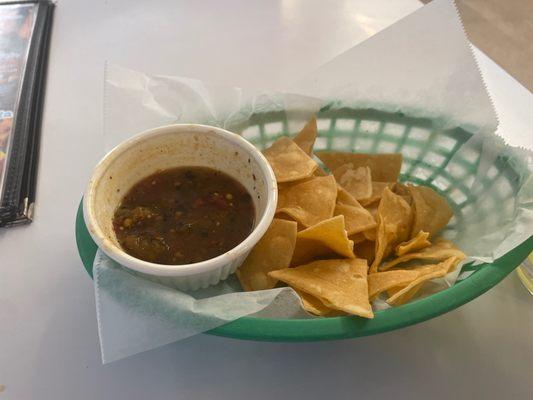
[[75, 108, 532, 341]]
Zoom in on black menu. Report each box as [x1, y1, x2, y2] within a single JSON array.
[[0, 1, 53, 226]]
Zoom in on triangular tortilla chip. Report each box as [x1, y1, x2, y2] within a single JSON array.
[[386, 257, 458, 305], [293, 116, 317, 155], [313, 163, 328, 177], [336, 185, 359, 207], [277, 175, 337, 227], [364, 201, 379, 220], [294, 289, 332, 316], [363, 228, 376, 241], [386, 283, 423, 305], [333, 164, 372, 200], [263, 136, 318, 183], [393, 182, 411, 197], [316, 152, 402, 181], [380, 239, 465, 271], [395, 231, 431, 256], [369, 260, 447, 298], [349, 232, 367, 244], [236, 219, 298, 291], [360, 182, 395, 206], [354, 239, 376, 264], [407, 184, 453, 238], [369, 187, 414, 273], [335, 186, 376, 234], [269, 258, 374, 318], [367, 269, 421, 300], [334, 201, 376, 237], [291, 215, 354, 266]]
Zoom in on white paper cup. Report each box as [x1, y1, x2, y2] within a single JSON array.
[[84, 124, 277, 290]]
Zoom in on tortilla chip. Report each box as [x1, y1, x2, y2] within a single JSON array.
[[369, 187, 414, 273], [333, 164, 372, 200], [334, 186, 376, 235], [291, 215, 354, 266], [336, 185, 359, 207], [380, 239, 465, 271], [313, 163, 328, 177], [364, 202, 379, 220], [316, 152, 403, 181], [367, 269, 420, 300], [386, 257, 458, 305], [392, 182, 410, 196], [349, 232, 366, 244], [395, 231, 431, 256], [354, 240, 375, 264], [294, 289, 332, 316], [334, 204, 376, 237], [386, 283, 423, 305], [382, 256, 461, 303], [392, 183, 412, 206], [359, 182, 395, 206], [269, 258, 374, 318], [293, 116, 317, 155], [236, 219, 298, 291], [277, 175, 337, 227], [363, 228, 376, 241], [263, 136, 318, 183], [407, 184, 453, 238]]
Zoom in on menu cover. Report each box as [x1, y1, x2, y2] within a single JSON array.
[[0, 1, 53, 226]]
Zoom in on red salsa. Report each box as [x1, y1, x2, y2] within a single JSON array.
[[113, 167, 255, 265]]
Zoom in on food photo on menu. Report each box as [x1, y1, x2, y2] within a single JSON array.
[[1, 3, 532, 397]]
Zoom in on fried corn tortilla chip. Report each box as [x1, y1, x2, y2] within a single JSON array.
[[364, 202, 379, 220], [363, 228, 376, 241], [236, 219, 297, 291], [334, 186, 376, 235], [313, 166, 328, 177], [381, 256, 461, 304], [277, 175, 337, 227], [371, 256, 458, 305], [367, 269, 421, 300], [291, 215, 354, 266], [369, 260, 447, 295], [316, 152, 403, 182], [393, 182, 411, 197], [269, 258, 374, 318], [334, 203, 376, 237], [407, 184, 453, 238], [294, 289, 332, 316], [263, 136, 318, 183], [360, 182, 395, 206], [293, 116, 317, 155], [386, 283, 423, 305], [386, 257, 458, 305], [336, 185, 359, 207], [369, 187, 414, 273], [349, 232, 366, 244], [395, 231, 431, 256], [333, 164, 372, 200], [380, 239, 465, 271], [354, 239, 376, 264]]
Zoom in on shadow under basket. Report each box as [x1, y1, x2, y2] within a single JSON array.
[[76, 108, 533, 341]]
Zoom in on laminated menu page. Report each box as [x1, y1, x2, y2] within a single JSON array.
[[0, 1, 53, 226]]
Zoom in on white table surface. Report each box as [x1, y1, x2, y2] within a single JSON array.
[[1, 1, 532, 399]]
